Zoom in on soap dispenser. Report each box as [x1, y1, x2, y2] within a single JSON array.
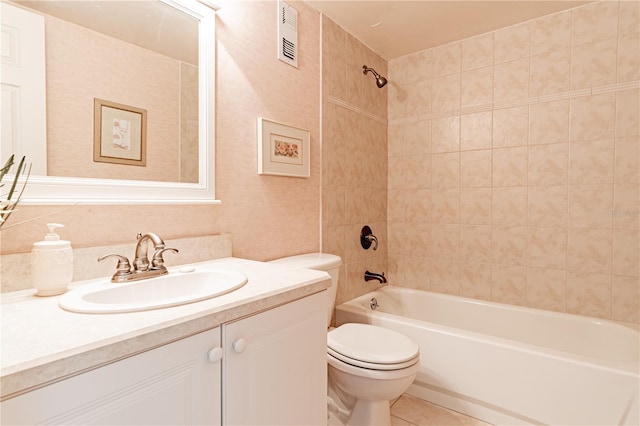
[[31, 223, 73, 296]]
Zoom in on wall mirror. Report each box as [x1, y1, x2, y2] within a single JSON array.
[[1, 0, 217, 204]]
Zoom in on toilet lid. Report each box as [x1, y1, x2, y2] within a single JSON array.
[[327, 323, 419, 367]]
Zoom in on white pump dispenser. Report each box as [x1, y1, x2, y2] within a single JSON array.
[[31, 223, 73, 296]]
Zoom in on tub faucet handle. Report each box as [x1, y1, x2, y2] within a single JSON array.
[[360, 225, 379, 250]]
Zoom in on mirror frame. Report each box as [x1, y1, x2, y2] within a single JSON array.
[[19, 0, 218, 205]]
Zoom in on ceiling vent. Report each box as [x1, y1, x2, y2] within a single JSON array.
[[278, 0, 298, 68]]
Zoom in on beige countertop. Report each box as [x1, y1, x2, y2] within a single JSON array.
[[0, 257, 330, 400]]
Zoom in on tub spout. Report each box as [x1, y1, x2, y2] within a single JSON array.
[[364, 271, 387, 284]]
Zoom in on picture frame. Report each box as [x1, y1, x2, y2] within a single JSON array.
[[94, 98, 147, 166], [257, 117, 310, 178]]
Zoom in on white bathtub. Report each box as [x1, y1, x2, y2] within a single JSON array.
[[335, 286, 640, 425]]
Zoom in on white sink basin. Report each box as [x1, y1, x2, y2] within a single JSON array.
[[59, 267, 248, 314]]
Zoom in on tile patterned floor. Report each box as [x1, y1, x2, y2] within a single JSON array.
[[390, 394, 493, 426]]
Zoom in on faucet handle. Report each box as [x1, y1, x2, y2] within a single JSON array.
[[151, 247, 179, 269], [98, 254, 132, 282]]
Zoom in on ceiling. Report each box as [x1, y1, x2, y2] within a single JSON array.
[[304, 0, 592, 60]]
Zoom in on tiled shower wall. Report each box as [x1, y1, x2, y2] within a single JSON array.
[[386, 1, 640, 323], [321, 16, 389, 306]]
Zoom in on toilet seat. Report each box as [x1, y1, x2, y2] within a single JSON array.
[[327, 323, 419, 371]]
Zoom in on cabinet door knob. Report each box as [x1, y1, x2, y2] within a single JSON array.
[[232, 338, 247, 353], [207, 347, 223, 363]]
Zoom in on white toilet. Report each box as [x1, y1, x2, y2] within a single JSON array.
[[269, 253, 419, 426]]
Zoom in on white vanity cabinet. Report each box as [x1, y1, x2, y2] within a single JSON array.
[[222, 291, 327, 425], [1, 291, 327, 425], [0, 327, 222, 425]]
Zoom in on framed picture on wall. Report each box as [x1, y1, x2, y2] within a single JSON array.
[[257, 117, 310, 178], [94, 98, 147, 166]]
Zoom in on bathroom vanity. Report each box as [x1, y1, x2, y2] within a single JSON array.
[[0, 258, 329, 425]]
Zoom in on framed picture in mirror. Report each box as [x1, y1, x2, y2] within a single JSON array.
[[94, 98, 147, 166]]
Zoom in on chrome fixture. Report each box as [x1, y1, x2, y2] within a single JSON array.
[[362, 65, 388, 88], [360, 225, 379, 250], [364, 271, 387, 284], [370, 297, 379, 310], [98, 232, 178, 283]]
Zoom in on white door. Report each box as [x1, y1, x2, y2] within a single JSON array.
[[0, 327, 222, 425], [223, 292, 327, 426], [1, 2, 47, 173]]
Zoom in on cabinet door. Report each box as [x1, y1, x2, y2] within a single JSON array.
[[1, 327, 222, 425], [223, 291, 327, 426]]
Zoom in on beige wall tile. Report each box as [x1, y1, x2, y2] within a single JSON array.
[[528, 227, 567, 269], [613, 228, 640, 277], [461, 150, 492, 188], [493, 105, 529, 148], [569, 139, 615, 184], [570, 93, 616, 142], [431, 116, 460, 153], [528, 143, 568, 185], [405, 79, 431, 117], [406, 222, 431, 258], [571, 0, 619, 46], [619, 0, 640, 36], [492, 146, 528, 187], [568, 184, 614, 228], [613, 183, 640, 229], [567, 228, 613, 274], [461, 33, 494, 70], [460, 187, 492, 225], [405, 49, 433, 83], [570, 38, 617, 90], [404, 154, 431, 189], [531, 9, 572, 55], [617, 32, 640, 82], [430, 188, 459, 224], [567, 271, 612, 318], [491, 264, 526, 305], [430, 224, 459, 259], [612, 275, 640, 323], [530, 49, 571, 96], [431, 73, 461, 112], [460, 225, 492, 262], [528, 185, 568, 227], [431, 152, 460, 188], [492, 186, 528, 226], [527, 267, 566, 312], [404, 256, 431, 291], [616, 89, 640, 138], [460, 262, 492, 300], [493, 58, 530, 102], [614, 136, 640, 184], [529, 99, 570, 145], [430, 259, 460, 295], [432, 41, 461, 77], [387, 189, 405, 222], [492, 226, 527, 265], [461, 66, 494, 107], [494, 21, 531, 63], [461, 111, 493, 151], [404, 189, 430, 223]]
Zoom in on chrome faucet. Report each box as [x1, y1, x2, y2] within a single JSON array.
[[364, 270, 387, 284], [134, 232, 166, 271], [99, 232, 178, 283]]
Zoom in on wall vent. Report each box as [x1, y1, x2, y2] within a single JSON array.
[[277, 0, 298, 68]]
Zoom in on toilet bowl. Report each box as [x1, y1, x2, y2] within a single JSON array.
[[269, 253, 420, 426]]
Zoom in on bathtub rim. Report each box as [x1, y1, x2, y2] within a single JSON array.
[[335, 286, 640, 376]]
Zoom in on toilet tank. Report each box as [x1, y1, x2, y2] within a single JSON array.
[[268, 253, 341, 327]]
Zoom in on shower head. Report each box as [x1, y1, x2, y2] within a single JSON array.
[[363, 65, 388, 88]]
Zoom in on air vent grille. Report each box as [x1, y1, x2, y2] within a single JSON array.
[[277, 0, 298, 67]]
